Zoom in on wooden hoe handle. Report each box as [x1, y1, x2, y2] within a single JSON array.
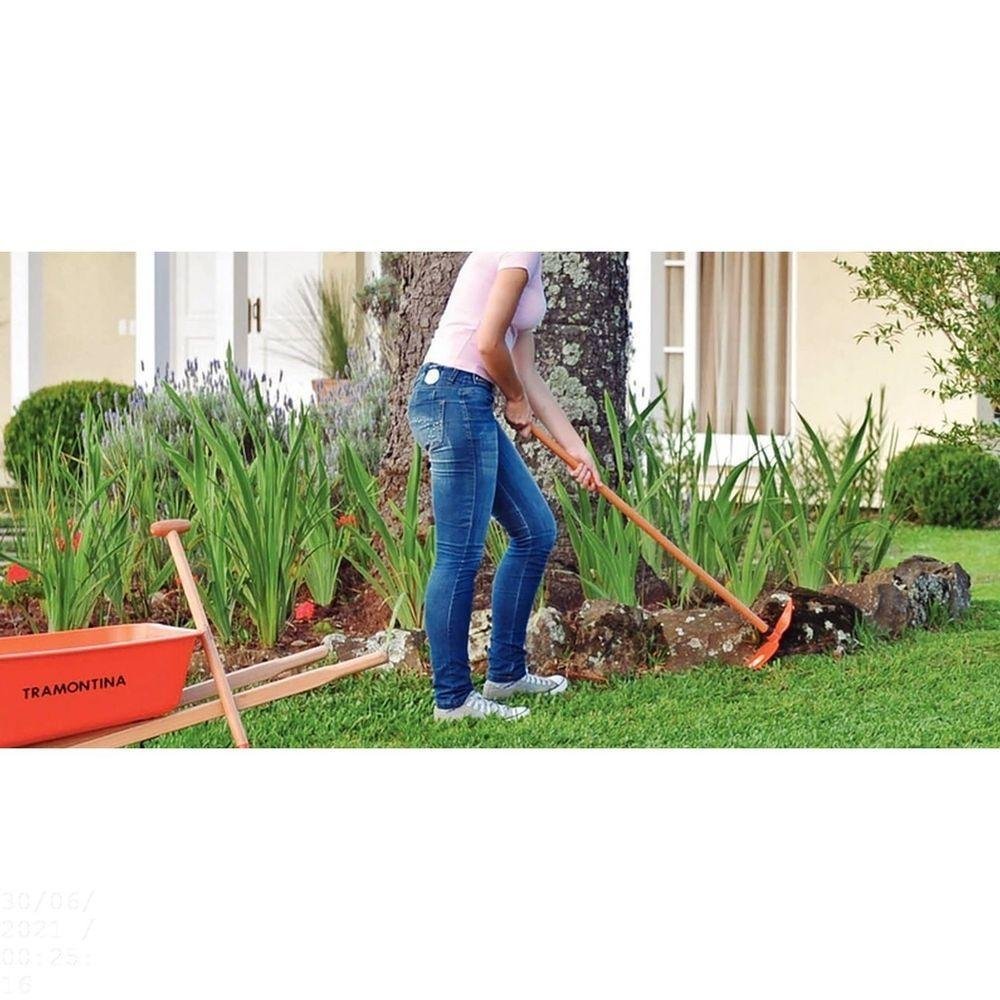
[[530, 424, 769, 635]]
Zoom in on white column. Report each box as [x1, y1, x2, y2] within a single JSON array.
[[363, 251, 381, 280], [135, 252, 173, 387], [627, 250, 653, 406], [214, 252, 249, 368], [9, 252, 44, 409], [682, 249, 700, 419], [360, 251, 383, 366]]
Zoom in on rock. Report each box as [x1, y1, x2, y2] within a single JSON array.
[[823, 556, 972, 635], [377, 628, 428, 673], [322, 630, 363, 661], [467, 609, 492, 666], [571, 599, 662, 674], [648, 605, 756, 668], [891, 556, 972, 625], [754, 588, 861, 656], [823, 577, 912, 637], [525, 606, 568, 667], [323, 627, 428, 673]]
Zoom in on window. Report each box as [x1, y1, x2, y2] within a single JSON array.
[[652, 251, 795, 459]]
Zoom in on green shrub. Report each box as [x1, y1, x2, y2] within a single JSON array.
[[4, 380, 132, 482], [885, 443, 1000, 528]]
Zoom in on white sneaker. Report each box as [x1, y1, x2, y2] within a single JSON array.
[[483, 672, 569, 701], [433, 690, 530, 722]]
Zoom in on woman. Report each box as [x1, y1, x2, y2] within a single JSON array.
[[407, 252, 601, 722]]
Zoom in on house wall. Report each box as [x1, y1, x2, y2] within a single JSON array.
[[322, 252, 371, 355], [323, 251, 365, 288], [795, 252, 977, 447], [42, 252, 135, 388]]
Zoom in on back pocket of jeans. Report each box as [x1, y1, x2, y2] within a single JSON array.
[[407, 398, 444, 451]]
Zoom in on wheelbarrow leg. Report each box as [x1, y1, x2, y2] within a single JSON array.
[[151, 519, 250, 748]]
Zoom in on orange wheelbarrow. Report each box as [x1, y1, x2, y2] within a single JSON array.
[[0, 519, 386, 748]]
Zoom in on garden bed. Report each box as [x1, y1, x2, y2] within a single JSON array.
[[145, 599, 1000, 749]]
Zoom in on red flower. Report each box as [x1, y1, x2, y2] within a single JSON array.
[[336, 513, 357, 527], [54, 529, 82, 552], [4, 563, 31, 585], [294, 600, 316, 622]]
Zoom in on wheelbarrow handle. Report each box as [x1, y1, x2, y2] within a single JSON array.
[[151, 515, 250, 747], [150, 519, 192, 538]]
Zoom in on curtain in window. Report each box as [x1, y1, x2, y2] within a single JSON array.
[[697, 252, 790, 435]]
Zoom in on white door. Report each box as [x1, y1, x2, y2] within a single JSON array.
[[172, 252, 324, 403], [172, 252, 218, 376], [248, 252, 325, 405]]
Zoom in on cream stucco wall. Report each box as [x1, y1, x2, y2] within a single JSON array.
[[322, 252, 369, 349], [42, 253, 135, 388], [794, 252, 977, 447], [323, 251, 365, 288]]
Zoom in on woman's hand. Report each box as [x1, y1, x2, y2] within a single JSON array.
[[565, 444, 602, 492], [505, 394, 534, 440]]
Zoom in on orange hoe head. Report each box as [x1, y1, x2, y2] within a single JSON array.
[[746, 598, 795, 670]]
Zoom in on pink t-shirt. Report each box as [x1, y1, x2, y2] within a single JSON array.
[[424, 252, 545, 381]]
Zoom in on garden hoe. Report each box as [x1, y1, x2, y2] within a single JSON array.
[[531, 425, 794, 669]]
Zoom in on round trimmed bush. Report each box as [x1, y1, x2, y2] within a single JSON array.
[[3, 380, 133, 482], [885, 442, 1000, 528]]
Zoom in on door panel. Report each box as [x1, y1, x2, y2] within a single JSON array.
[[172, 252, 217, 375], [248, 252, 324, 404]]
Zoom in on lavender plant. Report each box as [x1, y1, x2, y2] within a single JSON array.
[[315, 344, 390, 482], [100, 357, 303, 622]]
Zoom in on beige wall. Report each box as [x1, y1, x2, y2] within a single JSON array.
[[795, 252, 977, 447], [0, 253, 134, 486], [42, 252, 135, 387], [323, 251, 365, 288], [322, 252, 369, 349]]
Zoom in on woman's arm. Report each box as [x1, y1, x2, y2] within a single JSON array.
[[474, 267, 534, 435], [511, 332, 602, 492]]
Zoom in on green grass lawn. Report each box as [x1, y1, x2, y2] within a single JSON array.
[[149, 525, 1000, 749]]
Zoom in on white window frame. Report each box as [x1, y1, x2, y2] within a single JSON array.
[[655, 251, 797, 467]]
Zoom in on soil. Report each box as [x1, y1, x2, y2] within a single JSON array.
[[0, 598, 46, 636]]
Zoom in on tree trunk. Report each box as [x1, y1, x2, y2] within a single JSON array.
[[376, 252, 632, 539], [377, 252, 468, 504], [522, 251, 631, 490]]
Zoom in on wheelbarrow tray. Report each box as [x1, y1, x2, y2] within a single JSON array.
[[0, 623, 201, 748]]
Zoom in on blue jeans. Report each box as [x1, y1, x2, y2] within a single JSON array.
[[407, 363, 557, 709]]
